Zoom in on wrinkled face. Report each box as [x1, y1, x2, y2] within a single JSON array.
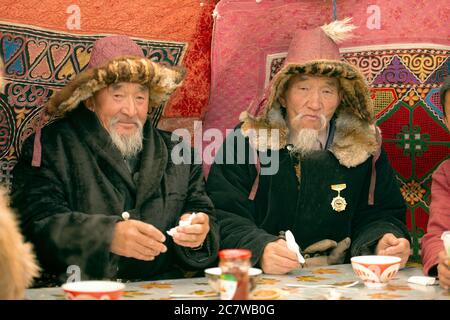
[[280, 74, 341, 131], [88, 82, 149, 136], [445, 91, 450, 131]]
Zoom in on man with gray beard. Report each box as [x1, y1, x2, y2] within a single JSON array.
[[288, 112, 327, 157], [207, 19, 410, 274], [11, 36, 219, 285], [108, 114, 144, 159]]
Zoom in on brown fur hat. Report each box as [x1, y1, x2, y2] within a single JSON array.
[[0, 189, 40, 299], [46, 36, 186, 118], [240, 18, 380, 168]]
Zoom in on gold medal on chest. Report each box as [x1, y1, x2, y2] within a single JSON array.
[[331, 183, 347, 212]]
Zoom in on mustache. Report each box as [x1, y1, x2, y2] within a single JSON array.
[[292, 113, 327, 131], [109, 116, 143, 129]]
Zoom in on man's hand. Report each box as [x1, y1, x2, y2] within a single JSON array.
[[173, 212, 210, 248], [260, 239, 301, 274], [437, 250, 450, 290], [110, 220, 167, 261], [375, 233, 410, 268]]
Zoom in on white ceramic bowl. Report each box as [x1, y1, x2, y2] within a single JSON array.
[[205, 267, 262, 292], [61, 281, 125, 300], [351, 255, 401, 289]]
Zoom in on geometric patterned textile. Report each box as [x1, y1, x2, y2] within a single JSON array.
[[345, 45, 450, 260], [0, 22, 187, 188], [267, 45, 450, 260]]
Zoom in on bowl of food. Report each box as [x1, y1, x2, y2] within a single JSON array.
[[62, 281, 125, 300], [204, 267, 262, 293], [351, 255, 401, 289]]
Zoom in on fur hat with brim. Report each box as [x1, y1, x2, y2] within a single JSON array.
[[46, 35, 186, 117], [240, 18, 380, 168]]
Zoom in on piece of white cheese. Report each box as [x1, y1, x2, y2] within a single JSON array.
[[167, 212, 197, 237], [407, 276, 436, 286]]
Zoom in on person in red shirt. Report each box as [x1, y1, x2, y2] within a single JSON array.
[[421, 76, 450, 290]]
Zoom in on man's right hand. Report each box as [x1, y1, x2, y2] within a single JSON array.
[[110, 220, 167, 261], [260, 239, 301, 274]]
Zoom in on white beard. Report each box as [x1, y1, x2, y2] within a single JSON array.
[[289, 128, 321, 157], [108, 118, 144, 158], [288, 113, 327, 157]]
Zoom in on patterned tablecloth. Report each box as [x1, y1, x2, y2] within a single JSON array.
[[26, 263, 449, 300]]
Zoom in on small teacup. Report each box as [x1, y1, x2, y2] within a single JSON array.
[[351, 255, 401, 289], [62, 281, 125, 300]]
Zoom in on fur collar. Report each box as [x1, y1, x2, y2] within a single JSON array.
[[241, 58, 380, 167], [240, 107, 380, 168]]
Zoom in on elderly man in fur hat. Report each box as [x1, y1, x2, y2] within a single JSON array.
[[11, 36, 219, 284], [206, 19, 411, 274]]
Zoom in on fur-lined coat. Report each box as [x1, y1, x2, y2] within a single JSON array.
[[206, 121, 410, 266], [11, 105, 219, 283]]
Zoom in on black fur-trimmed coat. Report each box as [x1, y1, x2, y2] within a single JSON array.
[[11, 105, 219, 283], [206, 124, 410, 266]]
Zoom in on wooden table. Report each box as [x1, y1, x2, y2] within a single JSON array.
[[26, 263, 450, 300]]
